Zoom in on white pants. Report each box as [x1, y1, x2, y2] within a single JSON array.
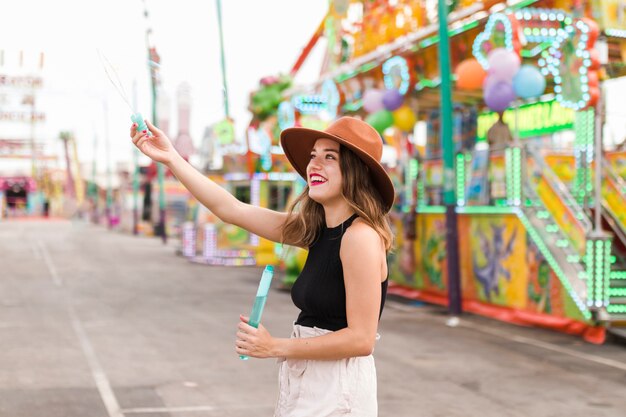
[[274, 324, 378, 417]]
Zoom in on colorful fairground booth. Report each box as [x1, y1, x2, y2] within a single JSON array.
[[180, 108, 306, 270], [274, 0, 626, 341]]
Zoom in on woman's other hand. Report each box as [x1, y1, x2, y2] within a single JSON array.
[[235, 315, 275, 359]]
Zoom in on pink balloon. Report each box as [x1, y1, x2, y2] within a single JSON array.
[[362, 89, 385, 113], [487, 48, 521, 82]]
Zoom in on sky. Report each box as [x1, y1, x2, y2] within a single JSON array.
[[2, 0, 626, 179], [0, 0, 329, 176]]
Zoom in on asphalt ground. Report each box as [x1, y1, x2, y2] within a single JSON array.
[[1, 219, 625, 417]]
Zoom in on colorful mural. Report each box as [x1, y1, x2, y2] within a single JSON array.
[[469, 217, 519, 305], [390, 213, 587, 323]]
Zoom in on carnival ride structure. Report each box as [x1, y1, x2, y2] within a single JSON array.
[[274, 0, 626, 341]]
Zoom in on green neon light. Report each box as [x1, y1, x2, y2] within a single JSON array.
[[607, 305, 626, 313], [417, 178, 426, 206], [546, 225, 560, 233], [341, 99, 362, 112], [585, 237, 613, 308], [537, 211, 550, 219], [457, 206, 516, 215], [567, 255, 580, 263], [573, 109, 595, 205], [335, 70, 358, 83], [520, 42, 552, 58], [610, 271, 626, 279], [477, 100, 574, 140], [451, 20, 480, 35], [415, 78, 442, 91], [419, 35, 440, 48], [417, 206, 446, 214], [606, 28, 626, 38], [456, 153, 466, 206], [513, 148, 522, 204], [516, 209, 590, 319], [505, 147, 523, 206], [405, 160, 412, 205], [506, 148, 514, 206], [608, 288, 626, 297], [357, 61, 379, 73]]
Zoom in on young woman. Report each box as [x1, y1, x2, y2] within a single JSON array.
[[131, 116, 394, 416]]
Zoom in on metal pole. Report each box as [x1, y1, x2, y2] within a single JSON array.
[[30, 86, 37, 181], [594, 84, 603, 232], [437, 0, 462, 316], [60, 132, 76, 200], [216, 0, 230, 118], [132, 80, 139, 235], [29, 86, 39, 215], [91, 131, 99, 223], [143, 0, 167, 243], [103, 100, 113, 228], [154, 75, 167, 243]]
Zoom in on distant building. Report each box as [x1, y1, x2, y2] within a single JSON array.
[[173, 82, 195, 161]]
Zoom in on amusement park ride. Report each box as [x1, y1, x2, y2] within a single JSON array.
[[178, 0, 626, 342]]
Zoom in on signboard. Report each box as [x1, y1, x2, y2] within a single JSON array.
[[477, 100, 575, 140]]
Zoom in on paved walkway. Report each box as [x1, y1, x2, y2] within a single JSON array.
[[1, 220, 625, 417]]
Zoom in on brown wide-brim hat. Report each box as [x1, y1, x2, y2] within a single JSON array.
[[280, 116, 394, 213]]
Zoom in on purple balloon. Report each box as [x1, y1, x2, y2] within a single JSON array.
[[362, 89, 385, 113], [382, 89, 404, 111], [487, 48, 520, 82], [484, 81, 515, 113], [482, 74, 499, 93]]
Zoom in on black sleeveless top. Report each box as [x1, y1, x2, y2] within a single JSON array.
[[291, 214, 389, 331]]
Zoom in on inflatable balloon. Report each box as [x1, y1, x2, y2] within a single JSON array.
[[455, 58, 487, 90], [382, 89, 404, 111], [582, 17, 599, 48], [392, 105, 417, 132], [588, 48, 602, 71], [483, 74, 499, 93], [487, 48, 521, 81], [366, 110, 394, 134], [512, 65, 546, 99], [362, 89, 385, 113], [587, 70, 599, 89], [587, 87, 600, 108], [484, 81, 516, 112]]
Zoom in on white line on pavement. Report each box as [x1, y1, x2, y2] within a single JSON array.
[[69, 307, 124, 417], [38, 237, 123, 417], [121, 406, 216, 414], [120, 403, 276, 414], [30, 240, 42, 260], [37, 240, 63, 287]]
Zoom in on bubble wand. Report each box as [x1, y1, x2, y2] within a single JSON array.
[[97, 49, 149, 134], [240, 265, 274, 360]]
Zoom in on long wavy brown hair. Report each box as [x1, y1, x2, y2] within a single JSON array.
[[281, 145, 394, 251]]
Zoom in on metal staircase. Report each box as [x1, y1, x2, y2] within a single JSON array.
[[521, 146, 591, 319]]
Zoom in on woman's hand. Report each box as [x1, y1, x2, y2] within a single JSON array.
[[235, 315, 275, 359], [130, 119, 178, 165]]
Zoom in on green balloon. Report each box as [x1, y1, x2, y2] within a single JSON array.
[[366, 110, 394, 134]]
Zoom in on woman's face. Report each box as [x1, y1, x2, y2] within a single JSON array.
[[306, 138, 344, 206]]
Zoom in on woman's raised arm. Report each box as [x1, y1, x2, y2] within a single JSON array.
[[131, 120, 292, 244]]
